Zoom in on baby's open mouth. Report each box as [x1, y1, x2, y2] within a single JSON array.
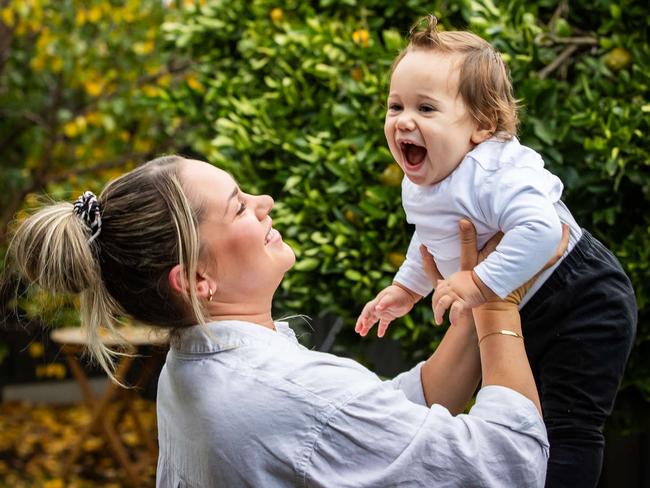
[[400, 141, 427, 166]]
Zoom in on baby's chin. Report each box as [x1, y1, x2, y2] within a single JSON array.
[[402, 169, 438, 187]]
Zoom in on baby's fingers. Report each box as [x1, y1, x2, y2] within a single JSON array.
[[449, 301, 466, 326], [433, 293, 455, 325], [377, 318, 392, 338], [355, 301, 378, 334]]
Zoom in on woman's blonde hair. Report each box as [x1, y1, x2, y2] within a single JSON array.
[[392, 15, 518, 137], [7, 155, 206, 381]]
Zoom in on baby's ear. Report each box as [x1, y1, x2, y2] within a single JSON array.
[[471, 125, 495, 144]]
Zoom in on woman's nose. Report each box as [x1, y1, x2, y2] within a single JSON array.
[[254, 194, 274, 219]]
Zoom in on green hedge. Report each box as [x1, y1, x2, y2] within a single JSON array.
[[159, 0, 649, 410]]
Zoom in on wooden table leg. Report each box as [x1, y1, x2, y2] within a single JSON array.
[[60, 351, 142, 485]]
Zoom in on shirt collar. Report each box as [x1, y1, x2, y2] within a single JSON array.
[[172, 320, 298, 354]]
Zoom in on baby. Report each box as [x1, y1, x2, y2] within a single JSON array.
[[355, 16, 636, 488]]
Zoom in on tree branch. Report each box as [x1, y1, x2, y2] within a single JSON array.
[[537, 44, 579, 79]]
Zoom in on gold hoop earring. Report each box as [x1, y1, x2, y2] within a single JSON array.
[[208, 288, 214, 302]]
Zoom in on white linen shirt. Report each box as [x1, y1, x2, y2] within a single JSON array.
[[156, 319, 549, 487], [394, 137, 582, 303]]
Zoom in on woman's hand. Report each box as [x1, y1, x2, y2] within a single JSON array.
[[420, 220, 504, 326]]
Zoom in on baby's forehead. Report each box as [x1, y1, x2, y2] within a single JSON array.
[[390, 50, 463, 95]]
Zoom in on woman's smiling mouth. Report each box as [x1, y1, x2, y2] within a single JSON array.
[[265, 227, 281, 245]]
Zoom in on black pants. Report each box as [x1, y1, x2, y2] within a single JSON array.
[[520, 230, 637, 488]]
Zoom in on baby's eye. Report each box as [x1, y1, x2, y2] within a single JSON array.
[[419, 105, 436, 113], [236, 202, 247, 216], [387, 103, 402, 112]]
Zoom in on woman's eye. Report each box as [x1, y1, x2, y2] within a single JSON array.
[[236, 202, 246, 216]]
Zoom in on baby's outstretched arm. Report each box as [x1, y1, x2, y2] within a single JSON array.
[[355, 283, 421, 338]]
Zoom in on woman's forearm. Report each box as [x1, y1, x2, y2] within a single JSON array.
[[473, 305, 542, 414], [420, 319, 481, 414]]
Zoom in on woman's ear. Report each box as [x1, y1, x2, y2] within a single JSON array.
[[168, 264, 215, 300]]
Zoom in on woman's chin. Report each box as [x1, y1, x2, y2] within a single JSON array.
[[284, 246, 297, 270]]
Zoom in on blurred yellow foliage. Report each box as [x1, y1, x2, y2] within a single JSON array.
[[28, 342, 44, 358], [1, 7, 15, 27], [352, 29, 370, 47], [270, 8, 283, 23], [186, 74, 205, 93], [35, 363, 66, 379], [83, 78, 103, 97]]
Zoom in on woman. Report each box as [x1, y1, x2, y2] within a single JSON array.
[[8, 155, 562, 487]]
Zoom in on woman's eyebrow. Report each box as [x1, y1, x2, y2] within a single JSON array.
[[223, 186, 239, 216]]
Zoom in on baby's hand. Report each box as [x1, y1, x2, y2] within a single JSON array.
[[431, 270, 490, 326], [355, 284, 419, 338]]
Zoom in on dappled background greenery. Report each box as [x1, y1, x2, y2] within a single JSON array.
[[1, 0, 648, 461], [156, 0, 650, 431]]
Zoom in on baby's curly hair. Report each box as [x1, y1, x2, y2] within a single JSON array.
[[391, 15, 518, 138]]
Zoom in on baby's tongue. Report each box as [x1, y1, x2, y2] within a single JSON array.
[[405, 145, 427, 165]]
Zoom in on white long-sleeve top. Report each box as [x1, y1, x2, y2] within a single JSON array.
[[156, 320, 549, 487], [394, 137, 582, 304]]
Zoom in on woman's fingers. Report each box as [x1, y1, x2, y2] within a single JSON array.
[[458, 219, 479, 271], [420, 244, 443, 285], [548, 224, 570, 268], [478, 231, 504, 264]]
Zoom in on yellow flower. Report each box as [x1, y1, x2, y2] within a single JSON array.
[[134, 138, 153, 153], [133, 40, 154, 55], [387, 252, 406, 268], [157, 73, 172, 87], [74, 115, 87, 133], [50, 56, 63, 72], [379, 162, 402, 187], [75, 9, 86, 26], [352, 29, 370, 48], [604, 47, 632, 71], [270, 8, 283, 23], [43, 478, 65, 488], [142, 84, 160, 97], [86, 111, 101, 126], [186, 74, 205, 93], [1, 7, 15, 27], [87, 6, 102, 23], [63, 121, 79, 138], [83, 437, 103, 452], [28, 342, 44, 358], [30, 54, 46, 72], [84, 79, 103, 97]]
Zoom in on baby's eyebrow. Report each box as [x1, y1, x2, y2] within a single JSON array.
[[416, 93, 441, 103]]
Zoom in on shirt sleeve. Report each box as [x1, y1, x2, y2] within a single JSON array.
[[384, 361, 426, 405], [302, 384, 549, 488], [474, 166, 563, 298], [394, 231, 435, 297]]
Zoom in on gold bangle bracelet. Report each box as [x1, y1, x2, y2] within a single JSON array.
[[478, 329, 524, 346]]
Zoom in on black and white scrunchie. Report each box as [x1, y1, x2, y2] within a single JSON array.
[[73, 191, 102, 243]]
